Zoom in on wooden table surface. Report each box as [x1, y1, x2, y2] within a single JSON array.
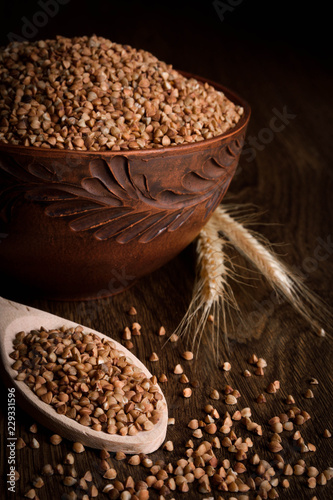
[[0, 1, 332, 499]]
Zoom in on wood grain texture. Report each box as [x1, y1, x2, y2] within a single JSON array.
[[0, 2, 332, 499]]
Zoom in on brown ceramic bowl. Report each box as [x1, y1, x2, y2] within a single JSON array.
[[0, 74, 250, 300]]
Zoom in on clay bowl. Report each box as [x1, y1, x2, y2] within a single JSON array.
[[0, 74, 250, 300]]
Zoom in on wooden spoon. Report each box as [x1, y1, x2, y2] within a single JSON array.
[[0, 296, 168, 454]]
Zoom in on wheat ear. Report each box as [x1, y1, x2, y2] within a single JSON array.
[[213, 205, 333, 335], [170, 215, 237, 358]]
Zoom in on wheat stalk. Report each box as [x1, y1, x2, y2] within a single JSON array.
[[170, 214, 237, 358], [213, 205, 333, 335], [172, 204, 332, 356]]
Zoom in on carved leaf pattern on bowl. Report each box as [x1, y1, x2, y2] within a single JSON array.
[[0, 136, 243, 243]]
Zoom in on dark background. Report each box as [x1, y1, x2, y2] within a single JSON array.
[[1, 0, 331, 157], [1, 0, 331, 74]]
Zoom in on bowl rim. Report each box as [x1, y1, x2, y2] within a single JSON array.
[[0, 72, 251, 158]]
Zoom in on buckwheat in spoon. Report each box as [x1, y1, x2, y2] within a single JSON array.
[[0, 296, 168, 453]]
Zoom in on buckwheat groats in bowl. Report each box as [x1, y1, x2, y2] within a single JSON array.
[[0, 35, 250, 299], [0, 35, 243, 151]]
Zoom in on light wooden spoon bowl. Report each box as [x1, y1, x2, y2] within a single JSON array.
[[0, 296, 168, 454]]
